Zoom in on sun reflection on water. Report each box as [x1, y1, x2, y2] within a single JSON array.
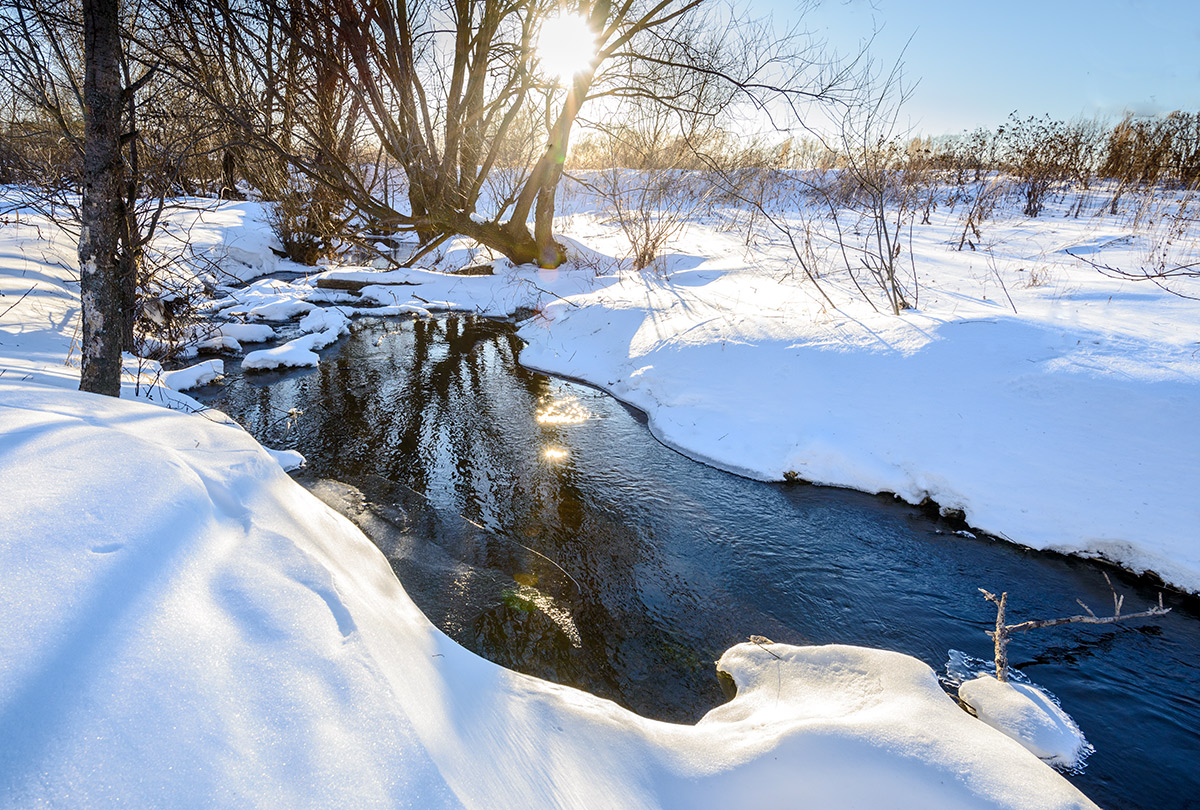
[[536, 395, 592, 425]]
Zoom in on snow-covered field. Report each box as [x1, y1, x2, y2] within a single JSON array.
[[0, 183, 1192, 807], [177, 183, 1200, 593], [522, 191, 1200, 593]]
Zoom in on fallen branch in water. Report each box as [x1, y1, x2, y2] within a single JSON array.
[[980, 573, 1171, 681]]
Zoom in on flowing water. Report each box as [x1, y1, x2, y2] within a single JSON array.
[[192, 312, 1200, 810]]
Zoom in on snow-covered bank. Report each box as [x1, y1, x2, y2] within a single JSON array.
[[517, 262, 1200, 591], [0, 378, 1097, 809], [207, 202, 1200, 593], [0, 206, 1099, 807]]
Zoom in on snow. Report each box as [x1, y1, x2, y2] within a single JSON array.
[[183, 188, 1200, 593], [161, 359, 224, 391], [243, 333, 324, 370], [297, 304, 351, 335], [267, 447, 307, 471], [211, 321, 277, 344], [959, 676, 1089, 768], [242, 307, 349, 370], [155, 200, 285, 283], [0, 200, 1107, 809], [0, 376, 1096, 808]]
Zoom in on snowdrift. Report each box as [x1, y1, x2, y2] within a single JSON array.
[[0, 380, 1096, 809]]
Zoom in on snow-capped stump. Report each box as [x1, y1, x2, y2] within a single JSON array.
[[959, 675, 1090, 768], [161, 359, 223, 391]]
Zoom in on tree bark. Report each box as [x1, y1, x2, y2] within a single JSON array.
[[78, 0, 126, 396]]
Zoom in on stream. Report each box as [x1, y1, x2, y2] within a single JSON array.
[[191, 311, 1200, 810]]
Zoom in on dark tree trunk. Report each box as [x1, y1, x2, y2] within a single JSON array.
[[119, 55, 140, 351], [78, 0, 126, 396], [220, 149, 241, 200]]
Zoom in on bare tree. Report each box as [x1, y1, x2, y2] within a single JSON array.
[[0, 0, 223, 377], [820, 56, 917, 314], [575, 104, 715, 271], [149, 0, 854, 269], [77, 0, 124, 395], [979, 576, 1170, 683]]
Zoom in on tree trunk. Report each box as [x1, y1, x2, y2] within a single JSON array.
[[78, 0, 126, 396], [221, 149, 241, 200]]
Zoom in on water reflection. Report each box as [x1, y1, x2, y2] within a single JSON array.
[[536, 395, 593, 425], [194, 313, 1200, 810]]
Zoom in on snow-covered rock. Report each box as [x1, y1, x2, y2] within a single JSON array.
[[267, 447, 306, 472], [161, 359, 223, 391], [242, 333, 322, 370], [214, 322, 277, 344], [242, 306, 349, 370], [959, 675, 1090, 768], [297, 305, 350, 336]]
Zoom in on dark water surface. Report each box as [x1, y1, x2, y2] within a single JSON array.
[[193, 313, 1200, 810]]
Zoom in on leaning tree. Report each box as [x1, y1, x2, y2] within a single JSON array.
[[152, 0, 853, 268]]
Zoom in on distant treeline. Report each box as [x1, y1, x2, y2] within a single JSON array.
[[567, 111, 1200, 189]]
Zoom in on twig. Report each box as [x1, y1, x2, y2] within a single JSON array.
[[0, 284, 37, 319]]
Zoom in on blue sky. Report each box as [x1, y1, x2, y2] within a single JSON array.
[[770, 0, 1200, 135]]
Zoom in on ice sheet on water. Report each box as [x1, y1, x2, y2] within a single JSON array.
[[941, 649, 1030, 687]]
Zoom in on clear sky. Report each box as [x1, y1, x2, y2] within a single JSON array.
[[767, 0, 1200, 135]]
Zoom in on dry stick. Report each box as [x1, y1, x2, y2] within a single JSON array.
[[908, 216, 919, 309], [1067, 249, 1200, 301], [980, 588, 1009, 680], [985, 253, 1018, 314], [0, 284, 37, 319], [980, 574, 1170, 682]]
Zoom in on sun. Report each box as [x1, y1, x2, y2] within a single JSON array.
[[537, 14, 598, 81]]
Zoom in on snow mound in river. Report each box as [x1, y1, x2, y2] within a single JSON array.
[[959, 675, 1090, 768]]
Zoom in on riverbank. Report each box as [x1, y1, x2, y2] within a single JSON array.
[[0, 206, 1107, 806], [230, 187, 1200, 594]]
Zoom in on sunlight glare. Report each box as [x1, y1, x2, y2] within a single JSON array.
[[537, 14, 597, 80], [536, 395, 592, 425], [543, 447, 569, 461]]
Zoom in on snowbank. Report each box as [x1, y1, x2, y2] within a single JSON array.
[[202, 208, 1200, 592], [959, 676, 1089, 768], [0, 203, 1102, 808], [158, 200, 285, 283], [0, 378, 1097, 809]]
